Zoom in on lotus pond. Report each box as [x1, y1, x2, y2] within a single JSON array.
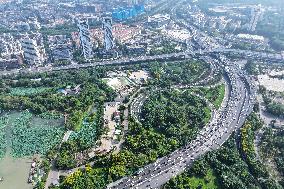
[[0, 111, 64, 158], [0, 111, 64, 189]]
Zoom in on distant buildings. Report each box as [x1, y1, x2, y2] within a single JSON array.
[[103, 17, 114, 51], [72, 23, 141, 44], [125, 44, 146, 56], [0, 33, 23, 69], [248, 5, 264, 32], [112, 24, 141, 43], [0, 33, 22, 59], [112, 4, 145, 21], [235, 33, 268, 48], [236, 33, 265, 42], [147, 14, 171, 28], [15, 18, 41, 32], [29, 18, 41, 31], [52, 45, 73, 61], [161, 26, 192, 43], [21, 38, 43, 65], [16, 22, 31, 32], [77, 20, 93, 59], [127, 0, 139, 5], [0, 57, 23, 70], [48, 35, 73, 61]]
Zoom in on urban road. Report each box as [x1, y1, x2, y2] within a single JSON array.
[[107, 56, 257, 189], [0, 48, 283, 77]]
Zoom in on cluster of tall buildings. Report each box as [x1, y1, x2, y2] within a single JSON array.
[[0, 0, 152, 67], [77, 17, 116, 60]]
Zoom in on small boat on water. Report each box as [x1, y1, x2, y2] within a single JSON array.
[[0, 177, 4, 182]]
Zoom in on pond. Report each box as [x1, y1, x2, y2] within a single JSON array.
[[0, 111, 65, 189], [0, 152, 33, 189]]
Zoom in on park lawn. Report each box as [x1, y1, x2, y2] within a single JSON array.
[[187, 84, 225, 109], [212, 84, 225, 109], [187, 169, 219, 189], [203, 84, 225, 109], [9, 87, 52, 96], [204, 107, 211, 124]]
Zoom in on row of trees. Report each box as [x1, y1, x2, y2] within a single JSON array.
[[148, 60, 210, 87], [240, 114, 272, 181]]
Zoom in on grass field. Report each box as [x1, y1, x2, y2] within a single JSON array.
[[165, 169, 219, 189], [191, 84, 225, 109], [9, 87, 52, 96], [210, 84, 225, 109], [186, 170, 218, 189], [204, 107, 212, 124]]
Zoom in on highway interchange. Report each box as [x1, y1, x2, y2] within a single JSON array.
[[0, 45, 265, 189], [0, 30, 264, 189], [0, 2, 274, 188], [107, 54, 257, 189], [0, 0, 280, 188]]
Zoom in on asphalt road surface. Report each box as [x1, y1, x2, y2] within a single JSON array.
[[0, 48, 283, 77]]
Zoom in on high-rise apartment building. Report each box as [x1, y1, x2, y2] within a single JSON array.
[[77, 20, 93, 59], [21, 37, 45, 65], [103, 17, 114, 51]]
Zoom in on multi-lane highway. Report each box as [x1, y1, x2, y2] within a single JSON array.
[[0, 48, 283, 77], [107, 55, 256, 189]]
